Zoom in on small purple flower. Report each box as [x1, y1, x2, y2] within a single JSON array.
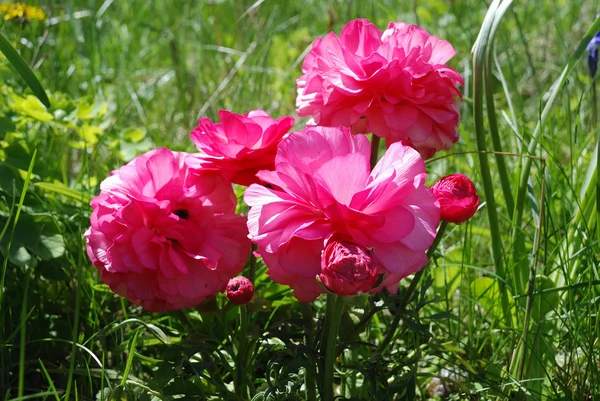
[[587, 31, 600, 78]]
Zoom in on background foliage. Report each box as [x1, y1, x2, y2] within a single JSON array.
[[0, 0, 599, 400]]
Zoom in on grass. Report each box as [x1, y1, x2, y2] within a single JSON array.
[[0, 0, 600, 399]]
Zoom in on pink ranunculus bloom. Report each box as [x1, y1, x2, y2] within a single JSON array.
[[189, 110, 295, 186], [244, 126, 440, 302], [296, 18, 463, 159], [432, 173, 480, 224], [84, 147, 251, 312], [319, 238, 380, 296]]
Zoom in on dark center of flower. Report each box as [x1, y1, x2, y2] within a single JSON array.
[[173, 208, 189, 220]]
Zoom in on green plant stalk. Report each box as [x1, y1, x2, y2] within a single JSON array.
[[321, 294, 344, 401], [18, 274, 31, 398], [248, 244, 258, 283], [233, 246, 257, 397], [379, 221, 448, 353], [235, 305, 249, 398], [485, 46, 514, 217], [301, 303, 317, 401], [65, 230, 84, 401], [594, 81, 600, 250], [483, 0, 527, 297], [472, 0, 513, 328], [38, 359, 61, 401], [121, 330, 139, 386], [370, 135, 380, 169]]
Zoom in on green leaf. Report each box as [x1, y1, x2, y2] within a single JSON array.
[[75, 100, 107, 119], [8, 93, 53, 122], [35, 181, 91, 204], [471, 277, 514, 324], [0, 163, 23, 195], [38, 233, 66, 260], [433, 264, 462, 296], [7, 245, 36, 267], [0, 214, 66, 263], [0, 31, 50, 107]]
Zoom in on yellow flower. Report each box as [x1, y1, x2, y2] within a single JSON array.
[[0, 2, 45, 22]]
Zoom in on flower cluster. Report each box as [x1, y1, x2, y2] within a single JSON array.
[[0, 2, 45, 22], [85, 18, 478, 310]]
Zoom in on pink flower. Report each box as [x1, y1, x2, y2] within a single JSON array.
[[319, 239, 380, 296], [244, 126, 440, 301], [225, 276, 255, 305], [432, 173, 479, 224], [189, 110, 295, 186], [84, 148, 251, 312], [296, 19, 463, 158]]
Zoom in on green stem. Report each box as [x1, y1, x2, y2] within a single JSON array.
[[321, 294, 344, 401], [234, 305, 248, 398], [379, 221, 448, 353], [594, 82, 600, 249], [233, 245, 257, 397], [472, 0, 513, 328], [18, 274, 31, 398], [485, 45, 514, 216], [370, 135, 380, 169], [301, 303, 317, 401], [248, 243, 257, 283]]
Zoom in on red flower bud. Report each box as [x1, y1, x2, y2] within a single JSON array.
[[432, 174, 480, 224], [319, 240, 379, 296], [225, 276, 254, 305]]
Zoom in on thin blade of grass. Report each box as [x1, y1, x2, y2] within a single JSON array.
[[37, 359, 61, 401], [0, 32, 50, 107]]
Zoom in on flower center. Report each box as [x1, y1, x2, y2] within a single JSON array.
[[173, 208, 189, 220]]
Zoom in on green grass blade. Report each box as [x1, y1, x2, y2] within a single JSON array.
[[17, 275, 31, 398], [7, 392, 57, 401], [0, 32, 50, 108], [122, 333, 139, 383], [37, 359, 61, 401], [472, 0, 514, 328], [34, 182, 91, 204]]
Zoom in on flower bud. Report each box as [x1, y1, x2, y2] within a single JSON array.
[[225, 276, 254, 305], [319, 240, 379, 296], [432, 174, 480, 224]]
